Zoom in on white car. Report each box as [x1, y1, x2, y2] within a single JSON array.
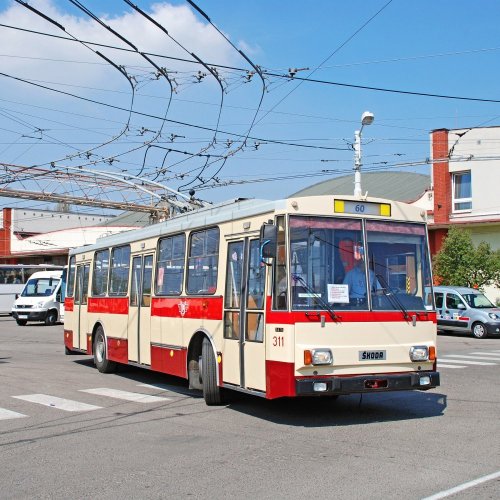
[[433, 285, 500, 339]]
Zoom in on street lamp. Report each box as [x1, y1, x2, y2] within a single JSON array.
[[353, 111, 374, 198]]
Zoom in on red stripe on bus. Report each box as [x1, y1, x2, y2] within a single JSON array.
[[65, 297, 74, 312], [64, 329, 73, 350], [150, 345, 187, 378], [107, 337, 128, 363], [151, 296, 223, 320], [266, 360, 296, 399], [87, 297, 129, 315], [265, 297, 436, 324]]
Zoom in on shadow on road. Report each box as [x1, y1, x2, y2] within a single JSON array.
[[72, 358, 446, 427]]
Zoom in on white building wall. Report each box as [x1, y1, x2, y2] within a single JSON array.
[[448, 127, 500, 219], [12, 209, 113, 233], [11, 226, 136, 254]]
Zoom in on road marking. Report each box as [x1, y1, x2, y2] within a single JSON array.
[[13, 394, 101, 412], [439, 357, 496, 366], [80, 388, 170, 403], [0, 407, 28, 420], [421, 470, 500, 499], [442, 354, 500, 361], [469, 352, 500, 358], [436, 363, 467, 369]]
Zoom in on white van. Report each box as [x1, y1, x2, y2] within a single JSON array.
[[11, 269, 65, 326]]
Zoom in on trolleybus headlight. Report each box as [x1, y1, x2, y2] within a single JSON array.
[[409, 345, 429, 362], [304, 348, 333, 366]]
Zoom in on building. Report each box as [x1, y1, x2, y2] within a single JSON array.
[[429, 126, 500, 302], [290, 171, 433, 210], [0, 208, 138, 265]]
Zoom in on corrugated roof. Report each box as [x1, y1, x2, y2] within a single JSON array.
[[290, 171, 430, 202]]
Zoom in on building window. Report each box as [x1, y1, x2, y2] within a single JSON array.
[[452, 171, 472, 212]]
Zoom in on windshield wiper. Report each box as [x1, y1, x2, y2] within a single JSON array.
[[291, 274, 337, 320], [375, 273, 410, 321]]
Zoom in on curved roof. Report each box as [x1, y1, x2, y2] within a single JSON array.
[[290, 171, 430, 203]]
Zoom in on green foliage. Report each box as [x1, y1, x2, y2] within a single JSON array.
[[433, 227, 500, 288]]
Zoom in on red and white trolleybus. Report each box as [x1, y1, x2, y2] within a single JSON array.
[[64, 194, 440, 405]]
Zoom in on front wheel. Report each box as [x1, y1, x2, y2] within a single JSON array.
[[45, 310, 58, 326], [16, 319, 27, 326], [472, 322, 488, 339], [93, 326, 117, 373], [201, 337, 225, 405]]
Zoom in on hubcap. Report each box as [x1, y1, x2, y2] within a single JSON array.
[[96, 337, 105, 362]]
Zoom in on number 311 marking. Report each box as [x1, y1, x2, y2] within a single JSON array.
[[272, 336, 284, 347]]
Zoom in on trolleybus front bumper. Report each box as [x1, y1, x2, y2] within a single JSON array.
[[296, 371, 440, 396]]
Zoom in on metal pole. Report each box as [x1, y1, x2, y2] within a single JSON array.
[[353, 129, 362, 198]]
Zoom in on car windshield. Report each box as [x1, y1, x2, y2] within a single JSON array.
[[462, 293, 494, 308], [21, 278, 60, 297]]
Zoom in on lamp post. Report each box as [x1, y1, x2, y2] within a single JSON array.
[[353, 111, 374, 198]]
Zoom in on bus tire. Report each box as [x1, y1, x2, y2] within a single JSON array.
[[201, 337, 225, 405], [45, 310, 58, 326], [472, 322, 488, 339], [16, 319, 27, 326], [93, 326, 116, 373]]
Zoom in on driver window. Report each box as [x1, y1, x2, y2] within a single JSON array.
[[446, 293, 465, 309]]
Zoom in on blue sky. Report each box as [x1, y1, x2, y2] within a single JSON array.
[[1, 0, 499, 215]]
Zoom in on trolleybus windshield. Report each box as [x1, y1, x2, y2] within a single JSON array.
[[286, 216, 432, 311]]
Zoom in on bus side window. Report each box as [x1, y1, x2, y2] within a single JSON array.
[[187, 227, 219, 295]]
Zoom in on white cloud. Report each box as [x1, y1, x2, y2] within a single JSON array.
[[0, 0, 241, 89]]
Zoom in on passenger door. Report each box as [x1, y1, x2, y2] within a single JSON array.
[[440, 292, 469, 331], [128, 255, 153, 365], [223, 238, 266, 392], [74, 264, 90, 351]]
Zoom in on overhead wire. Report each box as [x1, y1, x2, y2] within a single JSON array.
[[13, 0, 137, 168]]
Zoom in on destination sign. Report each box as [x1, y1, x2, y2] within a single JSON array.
[[334, 199, 391, 217]]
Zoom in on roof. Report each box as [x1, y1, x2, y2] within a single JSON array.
[[290, 171, 430, 202], [433, 286, 481, 294]]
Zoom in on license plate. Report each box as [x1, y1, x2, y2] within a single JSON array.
[[18, 315, 28, 319], [359, 350, 386, 361]]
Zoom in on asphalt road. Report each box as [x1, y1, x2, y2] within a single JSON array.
[[0, 317, 499, 500]]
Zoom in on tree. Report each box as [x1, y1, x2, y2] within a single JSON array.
[[433, 227, 500, 288]]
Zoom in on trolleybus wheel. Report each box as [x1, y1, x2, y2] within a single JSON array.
[[201, 337, 225, 405], [45, 310, 58, 326], [472, 321, 488, 339], [93, 326, 117, 373]]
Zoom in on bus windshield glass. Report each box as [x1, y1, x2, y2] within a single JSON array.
[[21, 278, 60, 297], [287, 216, 432, 311]]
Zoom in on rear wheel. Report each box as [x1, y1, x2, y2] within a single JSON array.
[[45, 310, 58, 326], [472, 322, 488, 339], [201, 337, 225, 405], [16, 319, 27, 326], [93, 326, 117, 373]]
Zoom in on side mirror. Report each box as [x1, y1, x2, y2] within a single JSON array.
[[259, 223, 277, 261], [457, 303, 466, 310]]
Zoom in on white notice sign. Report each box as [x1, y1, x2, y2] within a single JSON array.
[[328, 284, 349, 303]]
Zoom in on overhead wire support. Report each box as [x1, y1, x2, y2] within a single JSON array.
[[14, 0, 137, 167], [184, 0, 267, 189]]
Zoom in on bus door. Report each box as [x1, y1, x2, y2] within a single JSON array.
[[224, 238, 266, 392], [128, 254, 153, 365], [74, 264, 90, 351]]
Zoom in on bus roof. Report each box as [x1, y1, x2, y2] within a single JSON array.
[[69, 194, 425, 256]]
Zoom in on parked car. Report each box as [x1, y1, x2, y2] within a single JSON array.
[[433, 285, 500, 339], [11, 269, 65, 326]]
